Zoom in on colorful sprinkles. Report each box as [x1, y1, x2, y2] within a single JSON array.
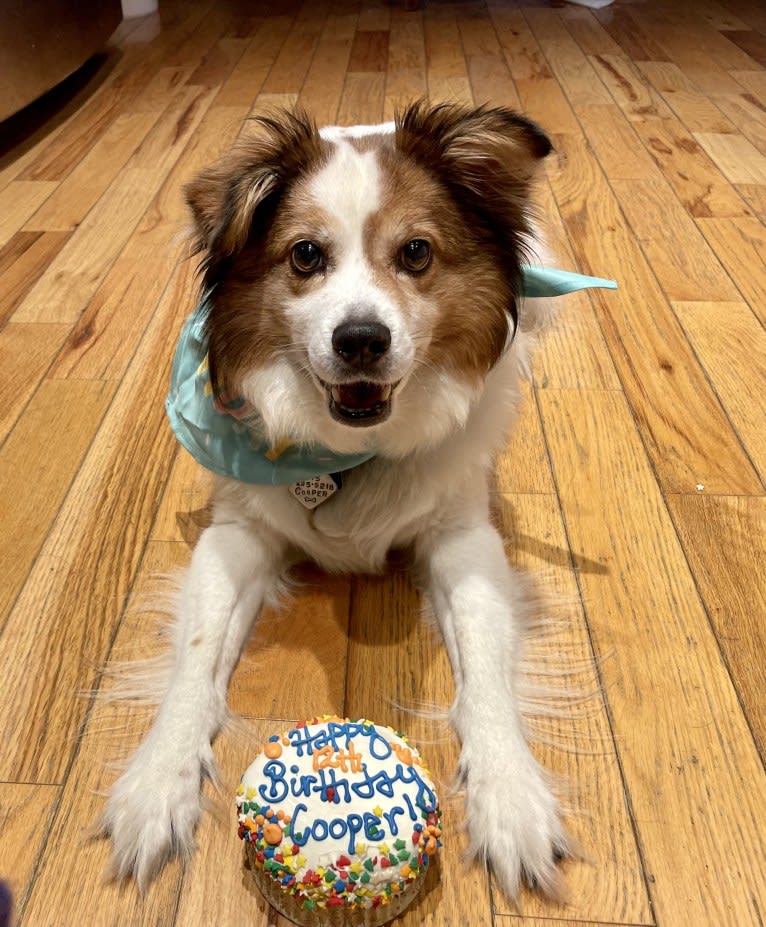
[[236, 716, 442, 912]]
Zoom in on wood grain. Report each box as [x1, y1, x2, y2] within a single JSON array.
[[0, 380, 116, 626], [551, 132, 761, 494], [0, 784, 59, 914], [0, 230, 71, 325], [1, 3, 765, 926], [673, 301, 766, 482], [23, 112, 159, 232], [0, 323, 69, 444], [0, 259, 193, 783], [610, 178, 741, 301], [697, 217, 766, 325], [539, 389, 766, 927], [667, 495, 766, 759], [493, 493, 651, 922], [0, 181, 57, 247]]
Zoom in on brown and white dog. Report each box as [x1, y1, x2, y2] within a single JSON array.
[[101, 102, 570, 900]]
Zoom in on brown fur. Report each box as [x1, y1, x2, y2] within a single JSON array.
[[185, 102, 551, 394]]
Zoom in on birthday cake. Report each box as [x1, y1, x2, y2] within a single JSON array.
[[236, 717, 442, 926]]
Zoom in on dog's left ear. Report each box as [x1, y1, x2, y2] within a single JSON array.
[[395, 101, 551, 199]]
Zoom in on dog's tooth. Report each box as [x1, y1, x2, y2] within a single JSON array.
[[380, 385, 392, 401], [331, 386, 341, 402]]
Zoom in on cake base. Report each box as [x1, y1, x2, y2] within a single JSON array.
[[247, 844, 428, 927]]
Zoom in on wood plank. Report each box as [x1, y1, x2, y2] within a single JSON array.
[[348, 29, 389, 73], [550, 132, 761, 494], [357, 0, 391, 33], [694, 132, 766, 184], [591, 8, 672, 62], [610, 178, 741, 301], [298, 12, 358, 126], [0, 379, 116, 628], [577, 104, 663, 180], [710, 91, 766, 158], [23, 112, 159, 232], [558, 5, 624, 57], [524, 9, 613, 107], [737, 183, 766, 222], [587, 53, 673, 120], [539, 388, 766, 927], [424, 6, 473, 106], [488, 6, 552, 81], [466, 53, 521, 110], [260, 7, 327, 95], [13, 86, 216, 325], [345, 571, 493, 926], [656, 89, 737, 134], [17, 542, 190, 927], [384, 10, 427, 120], [492, 493, 651, 920], [150, 447, 210, 545], [214, 16, 294, 109], [228, 564, 351, 721], [336, 73, 386, 126], [0, 230, 71, 325], [0, 784, 59, 915], [50, 104, 246, 381], [697, 217, 766, 325], [494, 382, 555, 495], [173, 721, 295, 927], [632, 116, 751, 218], [667, 496, 766, 759], [673, 301, 766, 482], [0, 324, 69, 445], [0, 259, 193, 784], [186, 37, 251, 89], [516, 79, 580, 135], [721, 29, 766, 67], [0, 181, 57, 247], [531, 187, 621, 391]]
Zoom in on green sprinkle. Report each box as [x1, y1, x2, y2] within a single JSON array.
[[398, 849, 410, 862], [394, 839, 406, 851], [303, 900, 316, 910], [364, 858, 374, 872], [349, 871, 359, 881], [361, 873, 371, 884], [389, 854, 399, 867], [324, 870, 335, 882], [283, 824, 292, 837]]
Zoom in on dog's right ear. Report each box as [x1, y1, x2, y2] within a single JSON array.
[[185, 110, 324, 261]]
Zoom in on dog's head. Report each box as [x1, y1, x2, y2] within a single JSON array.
[[186, 102, 551, 454]]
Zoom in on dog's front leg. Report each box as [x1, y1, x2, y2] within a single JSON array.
[[102, 520, 285, 890], [418, 516, 568, 900]]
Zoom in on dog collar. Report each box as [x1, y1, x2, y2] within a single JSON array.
[[165, 266, 617, 491]]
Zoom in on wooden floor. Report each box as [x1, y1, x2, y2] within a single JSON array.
[[1, 0, 765, 924]]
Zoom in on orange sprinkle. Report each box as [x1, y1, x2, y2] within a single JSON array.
[[255, 814, 265, 825], [277, 810, 285, 821], [264, 741, 283, 759], [263, 823, 283, 845]]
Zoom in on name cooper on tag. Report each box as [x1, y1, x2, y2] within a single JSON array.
[[289, 475, 340, 509]]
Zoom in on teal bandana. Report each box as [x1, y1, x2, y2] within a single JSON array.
[[165, 266, 617, 485]]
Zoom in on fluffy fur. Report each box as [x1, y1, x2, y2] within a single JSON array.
[[101, 102, 570, 899]]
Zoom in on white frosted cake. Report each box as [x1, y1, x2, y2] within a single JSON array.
[[236, 716, 442, 926]]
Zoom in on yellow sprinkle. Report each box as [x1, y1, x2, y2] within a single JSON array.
[[297, 855, 307, 868], [378, 842, 389, 855], [372, 806, 383, 818], [350, 862, 362, 874], [246, 787, 257, 800], [236, 784, 245, 796], [356, 843, 366, 854]]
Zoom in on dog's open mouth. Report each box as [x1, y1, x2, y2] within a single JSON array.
[[322, 380, 396, 426]]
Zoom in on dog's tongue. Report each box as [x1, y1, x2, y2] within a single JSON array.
[[334, 382, 390, 410]]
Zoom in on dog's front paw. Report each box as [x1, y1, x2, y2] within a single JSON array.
[[460, 745, 569, 901], [100, 732, 213, 891]]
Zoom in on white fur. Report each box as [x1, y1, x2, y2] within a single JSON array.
[[102, 127, 568, 900]]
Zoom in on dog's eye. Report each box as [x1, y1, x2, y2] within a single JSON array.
[[291, 240, 324, 274], [401, 239, 431, 273]]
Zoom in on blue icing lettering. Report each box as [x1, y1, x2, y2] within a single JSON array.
[[382, 805, 405, 836], [258, 760, 288, 803]]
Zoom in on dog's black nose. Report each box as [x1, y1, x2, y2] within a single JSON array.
[[332, 320, 391, 369]]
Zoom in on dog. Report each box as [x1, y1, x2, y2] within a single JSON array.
[[101, 101, 604, 901]]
